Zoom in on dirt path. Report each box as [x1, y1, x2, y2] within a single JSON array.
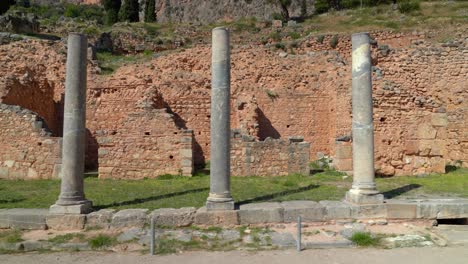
[[2, 246, 468, 264]]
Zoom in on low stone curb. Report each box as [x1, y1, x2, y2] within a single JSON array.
[[0, 198, 466, 230]]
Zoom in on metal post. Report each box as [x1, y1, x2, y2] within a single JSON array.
[[150, 217, 155, 255], [297, 216, 302, 252]]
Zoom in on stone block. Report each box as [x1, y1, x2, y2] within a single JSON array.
[[417, 199, 468, 219], [417, 123, 437, 139], [46, 214, 86, 230], [319, 201, 351, 220], [49, 202, 93, 214], [0, 167, 9, 178], [270, 232, 296, 248], [86, 209, 115, 229], [431, 113, 448, 127], [194, 207, 239, 226], [0, 209, 48, 230], [386, 200, 417, 219], [405, 140, 419, 155], [148, 207, 196, 227], [350, 204, 387, 219], [335, 144, 352, 159], [333, 158, 353, 171], [281, 201, 325, 222], [239, 202, 283, 224], [206, 200, 235, 210], [111, 209, 148, 228], [345, 192, 384, 205]]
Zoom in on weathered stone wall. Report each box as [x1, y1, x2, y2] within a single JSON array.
[[0, 30, 466, 179], [231, 132, 310, 176], [0, 104, 61, 179]]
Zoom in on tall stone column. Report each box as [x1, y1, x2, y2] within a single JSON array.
[[50, 33, 92, 214], [345, 32, 384, 204], [206, 27, 235, 210]]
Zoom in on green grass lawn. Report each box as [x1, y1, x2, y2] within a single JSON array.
[[0, 169, 466, 210]]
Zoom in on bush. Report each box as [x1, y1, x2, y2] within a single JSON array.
[[350, 232, 380, 247], [316, 35, 325, 44], [329, 35, 339, 48], [88, 234, 116, 249], [315, 0, 330, 14], [398, 0, 420, 14], [119, 0, 139, 22], [289, 31, 301, 40], [64, 4, 81, 18]]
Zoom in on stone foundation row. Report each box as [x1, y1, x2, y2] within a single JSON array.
[[1, 199, 467, 231]]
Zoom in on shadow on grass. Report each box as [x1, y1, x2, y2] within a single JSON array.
[[94, 187, 209, 210], [382, 184, 422, 199], [445, 165, 459, 173], [25, 33, 61, 40], [236, 184, 319, 207]]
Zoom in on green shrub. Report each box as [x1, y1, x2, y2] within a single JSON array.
[[316, 35, 325, 44], [350, 232, 380, 247], [289, 31, 301, 40], [64, 4, 81, 18], [274, 42, 286, 50], [272, 12, 285, 21], [83, 26, 100, 36], [329, 35, 339, 48], [315, 0, 330, 14], [269, 31, 282, 41], [88, 234, 116, 249], [398, 0, 420, 14]]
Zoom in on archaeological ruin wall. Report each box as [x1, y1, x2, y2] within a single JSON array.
[[231, 132, 310, 176], [0, 104, 61, 179], [0, 30, 466, 180]]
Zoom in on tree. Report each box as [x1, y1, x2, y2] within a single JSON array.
[[0, 0, 15, 15], [144, 0, 156, 22], [102, 0, 122, 25], [119, 0, 139, 22]]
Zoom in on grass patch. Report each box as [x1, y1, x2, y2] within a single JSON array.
[[48, 233, 85, 244], [0, 229, 24, 243], [88, 234, 117, 249], [0, 169, 466, 210], [96, 51, 154, 75], [350, 232, 380, 247]]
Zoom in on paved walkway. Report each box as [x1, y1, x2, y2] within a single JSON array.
[[2, 246, 468, 264]]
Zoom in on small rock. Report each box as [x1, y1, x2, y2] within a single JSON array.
[[279, 52, 288, 58]]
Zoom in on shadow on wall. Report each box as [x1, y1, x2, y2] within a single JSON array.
[[166, 104, 206, 167], [85, 129, 99, 172], [256, 107, 281, 140]]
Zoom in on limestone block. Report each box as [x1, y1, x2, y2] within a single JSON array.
[[0, 167, 8, 179], [417, 123, 437, 139], [333, 158, 353, 171], [386, 200, 417, 219], [46, 214, 86, 230], [350, 204, 387, 219], [86, 209, 115, 229], [281, 201, 325, 222], [0, 209, 48, 230], [239, 202, 283, 224], [335, 143, 352, 159], [319, 201, 351, 220], [431, 113, 448, 127], [194, 207, 239, 226], [111, 209, 148, 228], [417, 199, 468, 219], [148, 207, 196, 227], [405, 140, 419, 155]]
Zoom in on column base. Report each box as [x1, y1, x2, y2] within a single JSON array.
[[49, 200, 93, 214], [345, 190, 384, 205], [206, 194, 235, 211]]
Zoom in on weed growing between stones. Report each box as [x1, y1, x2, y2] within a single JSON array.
[[350, 232, 380, 247], [0, 229, 23, 243], [48, 233, 85, 244], [88, 234, 117, 249]]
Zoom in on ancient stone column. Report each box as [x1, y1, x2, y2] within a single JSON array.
[[50, 33, 92, 214], [206, 27, 235, 210], [345, 32, 384, 204]]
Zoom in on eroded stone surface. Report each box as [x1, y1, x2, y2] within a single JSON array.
[[239, 202, 283, 224]]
